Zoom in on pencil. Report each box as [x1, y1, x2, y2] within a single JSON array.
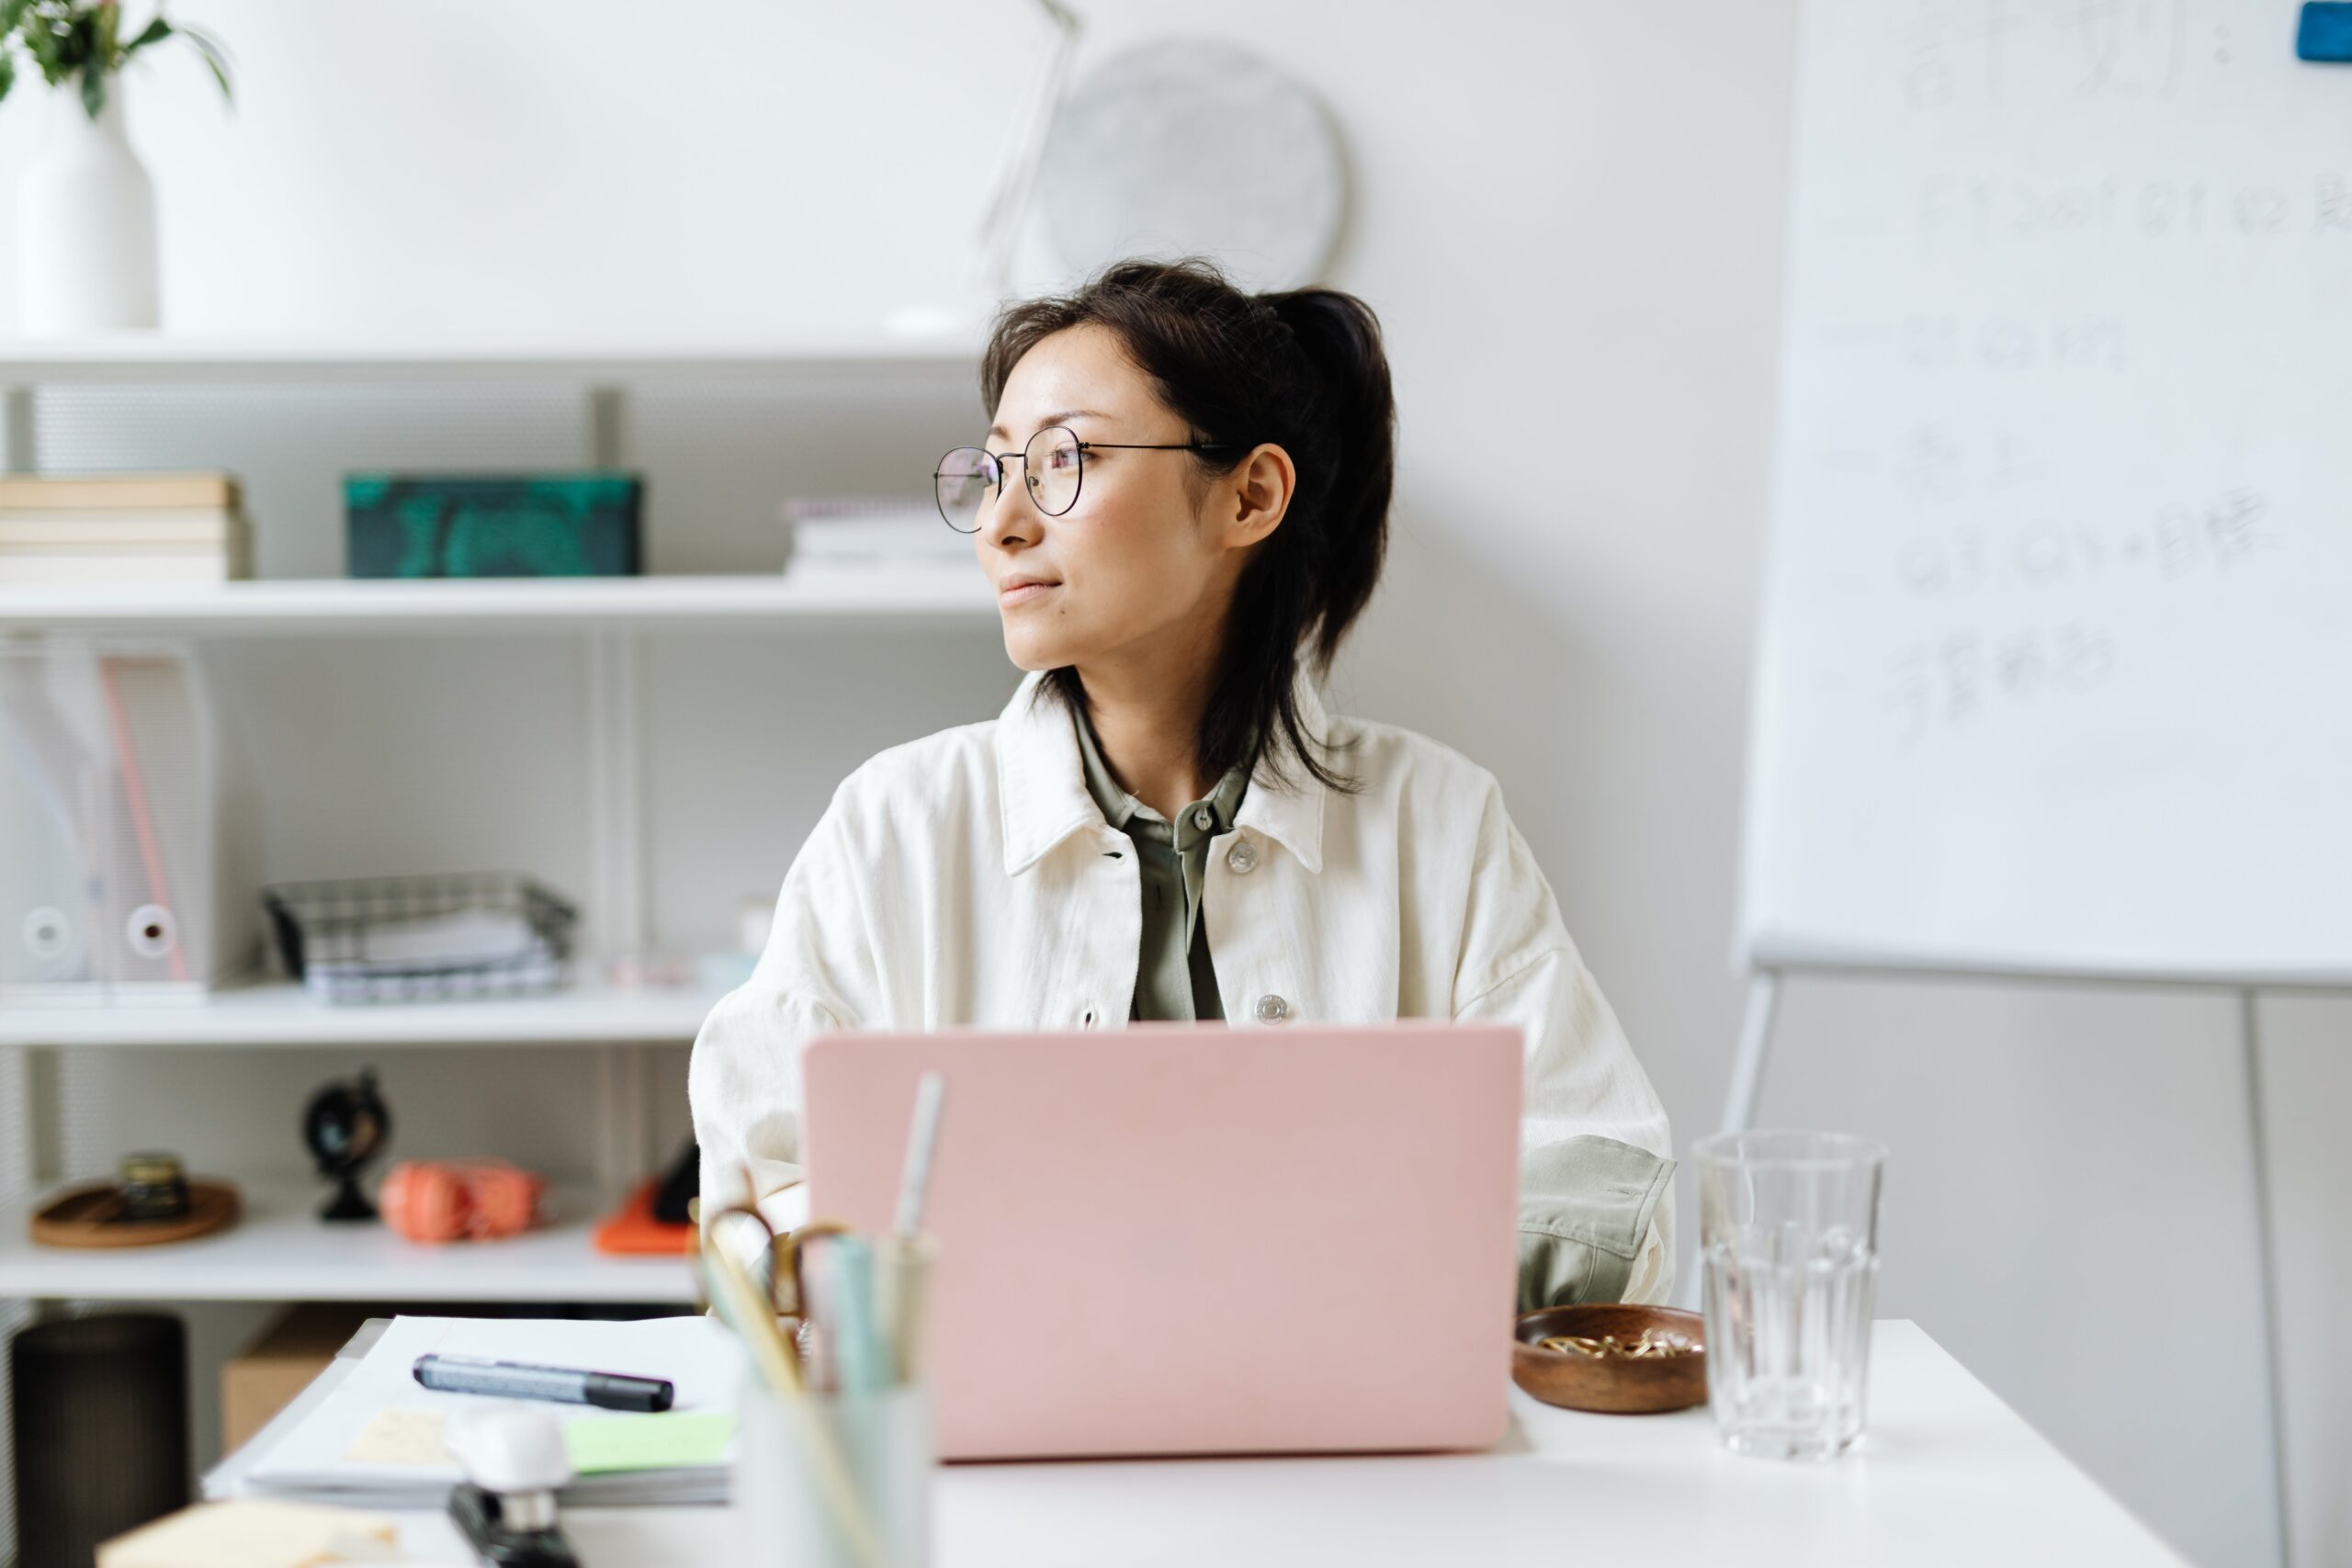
[[892, 1072, 946, 1237]]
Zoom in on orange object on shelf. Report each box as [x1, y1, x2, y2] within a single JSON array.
[[593, 1179, 697, 1256], [378, 1159, 543, 1244]]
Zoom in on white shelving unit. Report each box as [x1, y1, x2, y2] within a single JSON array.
[[0, 334, 989, 1311], [0, 333, 981, 385], [0, 1179, 692, 1303], [0, 569, 993, 636], [0, 978, 731, 1050]]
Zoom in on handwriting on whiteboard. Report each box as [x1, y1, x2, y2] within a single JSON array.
[[1883, 624, 2117, 746], [1896, 0, 2226, 110], [1921, 175, 2352, 246], [1894, 487, 2276, 597], [1775, 0, 2341, 759], [1815, 316, 2131, 374]]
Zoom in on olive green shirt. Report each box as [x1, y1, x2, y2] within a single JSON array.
[[1070, 707, 1669, 1310], [1072, 708, 1250, 1021]]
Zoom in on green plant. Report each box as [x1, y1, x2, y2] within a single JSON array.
[[0, 1, 230, 120]]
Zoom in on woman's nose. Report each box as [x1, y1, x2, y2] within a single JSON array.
[[981, 467, 1042, 551]]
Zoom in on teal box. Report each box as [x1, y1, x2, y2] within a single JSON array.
[[344, 472, 644, 578]]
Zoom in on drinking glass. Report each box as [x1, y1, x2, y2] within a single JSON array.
[[1694, 1130, 1885, 1461]]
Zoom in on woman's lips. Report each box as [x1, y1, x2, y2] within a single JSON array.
[[998, 578, 1058, 607]]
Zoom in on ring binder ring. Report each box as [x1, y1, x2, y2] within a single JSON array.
[[23, 906, 72, 961], [127, 902, 177, 960]]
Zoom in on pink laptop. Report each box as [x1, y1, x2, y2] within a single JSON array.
[[800, 1022, 1523, 1461]]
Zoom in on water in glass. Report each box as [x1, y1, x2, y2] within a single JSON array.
[[1695, 1130, 1884, 1461]]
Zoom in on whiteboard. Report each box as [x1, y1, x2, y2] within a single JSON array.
[[1740, 0, 2352, 984]]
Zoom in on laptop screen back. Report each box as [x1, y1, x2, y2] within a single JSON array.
[[802, 1022, 1523, 1460]]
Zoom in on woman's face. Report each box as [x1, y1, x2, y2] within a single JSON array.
[[978, 323, 1278, 679]]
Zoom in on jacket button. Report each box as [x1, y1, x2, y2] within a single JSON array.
[[1192, 806, 1216, 831], [1253, 993, 1290, 1024], [1226, 839, 1258, 874]]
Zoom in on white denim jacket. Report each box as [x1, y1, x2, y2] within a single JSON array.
[[690, 672, 1676, 1304]]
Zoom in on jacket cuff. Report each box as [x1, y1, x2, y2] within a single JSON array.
[[1514, 1135, 1675, 1311]]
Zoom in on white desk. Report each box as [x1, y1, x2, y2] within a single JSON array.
[[209, 1320, 2187, 1567]]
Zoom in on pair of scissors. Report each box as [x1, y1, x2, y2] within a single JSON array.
[[704, 1172, 850, 1323], [699, 1180, 888, 1568]]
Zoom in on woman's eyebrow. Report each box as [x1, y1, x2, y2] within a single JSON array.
[[986, 408, 1108, 442]]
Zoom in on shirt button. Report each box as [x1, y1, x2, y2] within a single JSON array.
[[1192, 806, 1215, 831], [1226, 839, 1258, 874], [1253, 993, 1290, 1024]]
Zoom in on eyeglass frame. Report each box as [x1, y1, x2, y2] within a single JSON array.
[[933, 424, 1243, 533]]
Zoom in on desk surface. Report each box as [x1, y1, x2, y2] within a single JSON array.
[[211, 1319, 2186, 1568]]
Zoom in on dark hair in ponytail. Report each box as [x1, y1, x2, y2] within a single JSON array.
[[978, 257, 1395, 793]]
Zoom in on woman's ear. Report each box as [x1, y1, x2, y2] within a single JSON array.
[[1221, 442, 1297, 549]]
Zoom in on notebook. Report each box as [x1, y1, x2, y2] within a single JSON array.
[[242, 1315, 743, 1508], [98, 1499, 397, 1568]]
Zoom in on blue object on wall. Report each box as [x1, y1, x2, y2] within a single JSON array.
[[2300, 2, 2352, 61]]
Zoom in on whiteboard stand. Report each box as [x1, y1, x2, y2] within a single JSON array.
[[2238, 990, 2293, 1568], [1717, 967, 1783, 1136], [1713, 968, 2294, 1568]]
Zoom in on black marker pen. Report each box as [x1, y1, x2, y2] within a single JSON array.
[[413, 1353, 674, 1413]]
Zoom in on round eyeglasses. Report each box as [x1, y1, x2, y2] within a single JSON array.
[[933, 425, 1236, 534]]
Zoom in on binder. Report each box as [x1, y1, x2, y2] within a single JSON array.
[[0, 637, 256, 998]]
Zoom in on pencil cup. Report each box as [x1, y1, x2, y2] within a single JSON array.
[[736, 1377, 933, 1568]]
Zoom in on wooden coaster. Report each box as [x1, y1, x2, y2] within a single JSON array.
[[30, 1179, 241, 1248]]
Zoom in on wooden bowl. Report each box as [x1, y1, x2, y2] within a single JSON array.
[[1512, 1303, 1708, 1415], [29, 1179, 240, 1249]]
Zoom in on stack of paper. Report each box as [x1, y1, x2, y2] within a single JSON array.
[[781, 496, 970, 570], [242, 1315, 745, 1509], [300, 907, 564, 1001], [0, 472, 253, 584]]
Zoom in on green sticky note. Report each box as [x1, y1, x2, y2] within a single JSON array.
[[563, 1411, 737, 1474]]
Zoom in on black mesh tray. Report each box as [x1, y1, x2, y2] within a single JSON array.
[[261, 871, 578, 1004]]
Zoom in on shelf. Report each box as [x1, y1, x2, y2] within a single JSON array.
[[0, 333, 981, 385], [0, 977, 727, 1048], [0, 569, 998, 635], [0, 1179, 697, 1302]]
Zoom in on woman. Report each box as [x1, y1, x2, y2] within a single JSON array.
[[690, 259, 1675, 1308]]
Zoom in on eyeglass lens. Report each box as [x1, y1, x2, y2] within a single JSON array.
[[933, 426, 1084, 533]]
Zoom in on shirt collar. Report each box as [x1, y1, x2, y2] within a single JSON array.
[[1071, 701, 1250, 842], [996, 671, 1329, 876], [1070, 702, 1145, 831], [997, 672, 1103, 874], [1232, 679, 1326, 874]]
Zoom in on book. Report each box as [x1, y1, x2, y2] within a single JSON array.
[[791, 518, 971, 566], [0, 507, 246, 540], [0, 471, 241, 510], [781, 497, 969, 569], [0, 503, 253, 582], [0, 551, 246, 586], [98, 1499, 397, 1568]]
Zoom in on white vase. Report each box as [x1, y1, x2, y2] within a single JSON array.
[[17, 78, 161, 336]]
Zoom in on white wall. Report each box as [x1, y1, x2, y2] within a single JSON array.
[[4, 4, 2346, 1563]]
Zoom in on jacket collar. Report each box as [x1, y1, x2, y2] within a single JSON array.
[[997, 671, 1329, 876]]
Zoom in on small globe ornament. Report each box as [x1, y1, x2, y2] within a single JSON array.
[[303, 1068, 390, 1223]]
